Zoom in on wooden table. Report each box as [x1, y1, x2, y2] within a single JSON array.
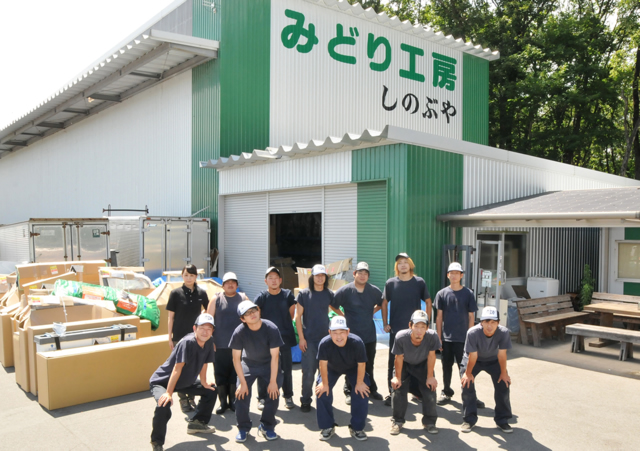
[[583, 303, 640, 347]]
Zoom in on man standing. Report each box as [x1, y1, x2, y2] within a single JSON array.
[[207, 272, 247, 414], [460, 306, 513, 434], [389, 310, 440, 436], [149, 313, 217, 451], [254, 266, 297, 410], [166, 264, 210, 413], [334, 261, 383, 403], [316, 316, 370, 442], [230, 300, 284, 443], [381, 253, 432, 405], [435, 262, 484, 408], [296, 264, 342, 412]]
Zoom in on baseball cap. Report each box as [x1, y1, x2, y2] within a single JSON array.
[[411, 310, 429, 324], [237, 300, 259, 317], [312, 264, 327, 276], [329, 316, 349, 330], [395, 252, 410, 261], [265, 266, 281, 277], [480, 306, 499, 321], [447, 262, 464, 273], [222, 272, 238, 283], [355, 262, 370, 272], [195, 313, 215, 327]]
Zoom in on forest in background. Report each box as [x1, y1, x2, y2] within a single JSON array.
[[349, 0, 640, 178]]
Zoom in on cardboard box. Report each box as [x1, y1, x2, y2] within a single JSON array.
[[24, 306, 141, 396], [37, 334, 169, 410], [16, 260, 107, 288], [296, 268, 312, 290], [0, 285, 20, 308], [148, 280, 223, 336], [22, 272, 78, 297], [0, 303, 20, 367], [13, 328, 30, 391]]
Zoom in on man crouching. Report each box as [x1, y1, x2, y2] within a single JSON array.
[[389, 310, 441, 436], [149, 313, 217, 451]]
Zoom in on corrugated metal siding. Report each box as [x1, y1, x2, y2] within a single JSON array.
[[353, 144, 463, 293], [270, 0, 463, 148], [357, 181, 388, 290], [108, 218, 142, 267], [224, 193, 268, 299], [220, 0, 271, 156], [462, 226, 599, 295], [192, 0, 222, 245], [462, 54, 489, 145], [269, 188, 323, 214], [0, 72, 192, 225], [0, 222, 30, 263], [154, 0, 193, 35], [463, 155, 627, 209], [219, 151, 352, 195], [324, 185, 357, 265]]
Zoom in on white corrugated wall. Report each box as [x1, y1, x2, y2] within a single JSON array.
[[323, 185, 357, 265], [222, 193, 268, 300], [268, 188, 323, 213], [0, 71, 192, 224], [219, 151, 352, 195]]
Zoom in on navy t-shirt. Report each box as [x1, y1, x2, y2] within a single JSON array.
[[254, 289, 297, 347], [166, 283, 210, 341], [434, 286, 477, 343], [150, 332, 215, 389], [213, 293, 243, 349], [334, 282, 382, 344], [229, 319, 284, 368], [296, 288, 338, 342], [317, 334, 367, 375], [464, 324, 512, 362], [383, 276, 431, 333]]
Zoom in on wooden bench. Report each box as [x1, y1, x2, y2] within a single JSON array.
[[588, 293, 640, 327], [566, 324, 640, 361], [514, 296, 590, 347]]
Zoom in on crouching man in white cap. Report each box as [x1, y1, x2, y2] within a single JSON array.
[[460, 306, 513, 434], [390, 310, 441, 436], [316, 316, 370, 441], [230, 300, 284, 443], [149, 313, 217, 451]]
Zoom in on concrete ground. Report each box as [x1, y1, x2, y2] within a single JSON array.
[[1, 337, 639, 451]]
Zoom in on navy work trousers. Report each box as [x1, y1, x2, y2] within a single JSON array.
[[316, 368, 370, 431], [460, 358, 512, 426], [235, 363, 283, 432]]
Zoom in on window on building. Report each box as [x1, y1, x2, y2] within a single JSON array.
[[617, 242, 640, 279], [477, 232, 527, 279]]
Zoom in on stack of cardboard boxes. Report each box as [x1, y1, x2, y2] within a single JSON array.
[[0, 261, 226, 410]]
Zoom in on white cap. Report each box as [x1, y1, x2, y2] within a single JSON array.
[[312, 264, 327, 276], [411, 310, 429, 324], [237, 300, 258, 317], [329, 316, 349, 330], [222, 272, 238, 283], [480, 306, 499, 321], [355, 262, 370, 272], [447, 262, 464, 273], [195, 313, 215, 327]]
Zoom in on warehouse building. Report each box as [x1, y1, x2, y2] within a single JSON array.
[[2, 0, 640, 301]]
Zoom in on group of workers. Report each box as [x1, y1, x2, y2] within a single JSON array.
[[148, 253, 514, 450]]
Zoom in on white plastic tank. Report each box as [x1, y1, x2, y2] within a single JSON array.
[[526, 277, 560, 299]]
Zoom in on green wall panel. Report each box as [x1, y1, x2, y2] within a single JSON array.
[[220, 0, 271, 157], [192, 3, 222, 244], [357, 181, 388, 290], [353, 144, 463, 295], [462, 53, 489, 145], [623, 228, 640, 294]]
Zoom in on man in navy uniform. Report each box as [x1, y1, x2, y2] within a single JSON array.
[[230, 300, 284, 443], [460, 306, 513, 434], [316, 316, 370, 442], [149, 313, 217, 451]]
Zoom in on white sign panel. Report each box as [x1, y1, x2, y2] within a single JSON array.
[[270, 0, 464, 147], [481, 270, 492, 288]]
